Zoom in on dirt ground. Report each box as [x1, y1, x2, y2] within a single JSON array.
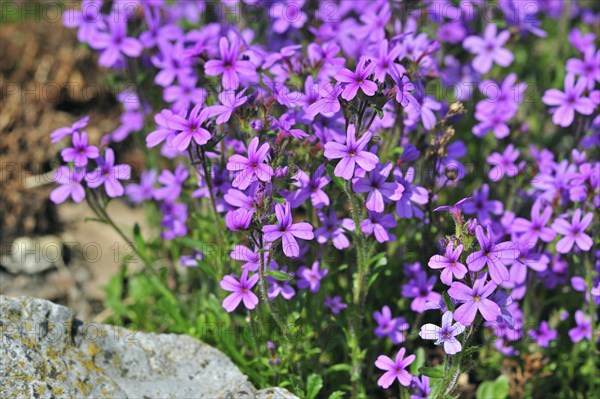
[[1, 15, 144, 318]]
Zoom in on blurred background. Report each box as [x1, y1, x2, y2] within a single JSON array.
[[1, 0, 147, 319]]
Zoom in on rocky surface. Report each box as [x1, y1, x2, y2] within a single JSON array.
[[0, 296, 298, 399]]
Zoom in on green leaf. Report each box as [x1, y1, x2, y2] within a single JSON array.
[[418, 366, 445, 379], [325, 164, 346, 190], [410, 348, 426, 375], [367, 254, 388, 290], [267, 269, 293, 281], [272, 194, 287, 204], [476, 375, 509, 399], [328, 391, 345, 399], [305, 374, 323, 399], [133, 223, 147, 255], [327, 363, 352, 373]]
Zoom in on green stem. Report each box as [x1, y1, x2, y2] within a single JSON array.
[[345, 183, 370, 399], [197, 147, 226, 279], [86, 189, 149, 266], [584, 254, 598, 394]]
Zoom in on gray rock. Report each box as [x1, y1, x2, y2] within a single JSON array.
[[0, 296, 298, 399], [1, 236, 64, 274]]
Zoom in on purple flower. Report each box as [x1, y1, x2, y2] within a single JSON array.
[[477, 73, 527, 115], [180, 251, 203, 268], [315, 210, 354, 250], [86, 148, 131, 197], [374, 348, 415, 389], [91, 12, 143, 68], [463, 184, 503, 226], [512, 200, 556, 245], [361, 211, 397, 243], [154, 164, 189, 202], [152, 40, 194, 87], [230, 245, 264, 272], [433, 197, 470, 223], [402, 270, 441, 313], [50, 115, 89, 143], [168, 104, 212, 151], [464, 24, 513, 74], [220, 270, 259, 312], [528, 321, 557, 347], [566, 47, 600, 90], [542, 74, 595, 127], [126, 169, 157, 204], [372, 40, 405, 82], [393, 167, 429, 219], [163, 76, 207, 114], [472, 107, 512, 139], [487, 144, 520, 182], [273, 113, 308, 139], [297, 261, 327, 292], [373, 306, 409, 344], [353, 163, 404, 212], [160, 201, 187, 240], [568, 310, 592, 343], [60, 132, 99, 167], [323, 124, 379, 180], [324, 296, 347, 314], [411, 375, 431, 399], [262, 202, 314, 258], [267, 265, 295, 300], [467, 225, 517, 284], [551, 209, 593, 253], [204, 37, 257, 90], [335, 57, 378, 100], [206, 89, 248, 125], [225, 208, 254, 231], [146, 109, 177, 149], [306, 83, 343, 119], [139, 7, 182, 49], [290, 165, 331, 209], [50, 166, 86, 204], [448, 273, 501, 326], [63, 0, 104, 43], [419, 311, 465, 355], [389, 69, 420, 110], [227, 137, 274, 190], [428, 242, 468, 285], [270, 0, 307, 33]]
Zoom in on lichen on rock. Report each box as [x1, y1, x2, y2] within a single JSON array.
[[0, 296, 298, 399]]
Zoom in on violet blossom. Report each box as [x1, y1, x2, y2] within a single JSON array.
[[419, 311, 465, 355], [262, 202, 314, 258], [374, 348, 415, 389], [551, 209, 594, 253], [227, 137, 274, 190], [323, 124, 379, 180], [463, 24, 513, 74], [428, 242, 468, 285], [220, 270, 259, 312], [297, 261, 328, 292], [448, 273, 501, 326]]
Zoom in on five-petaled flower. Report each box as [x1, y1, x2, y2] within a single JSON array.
[[428, 242, 468, 285], [220, 270, 259, 312], [262, 202, 314, 258], [374, 348, 415, 389], [227, 137, 274, 190], [419, 311, 465, 355], [551, 209, 593, 253], [323, 124, 379, 180], [449, 273, 501, 326]]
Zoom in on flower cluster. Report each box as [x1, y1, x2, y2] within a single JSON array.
[[50, 1, 599, 397]]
